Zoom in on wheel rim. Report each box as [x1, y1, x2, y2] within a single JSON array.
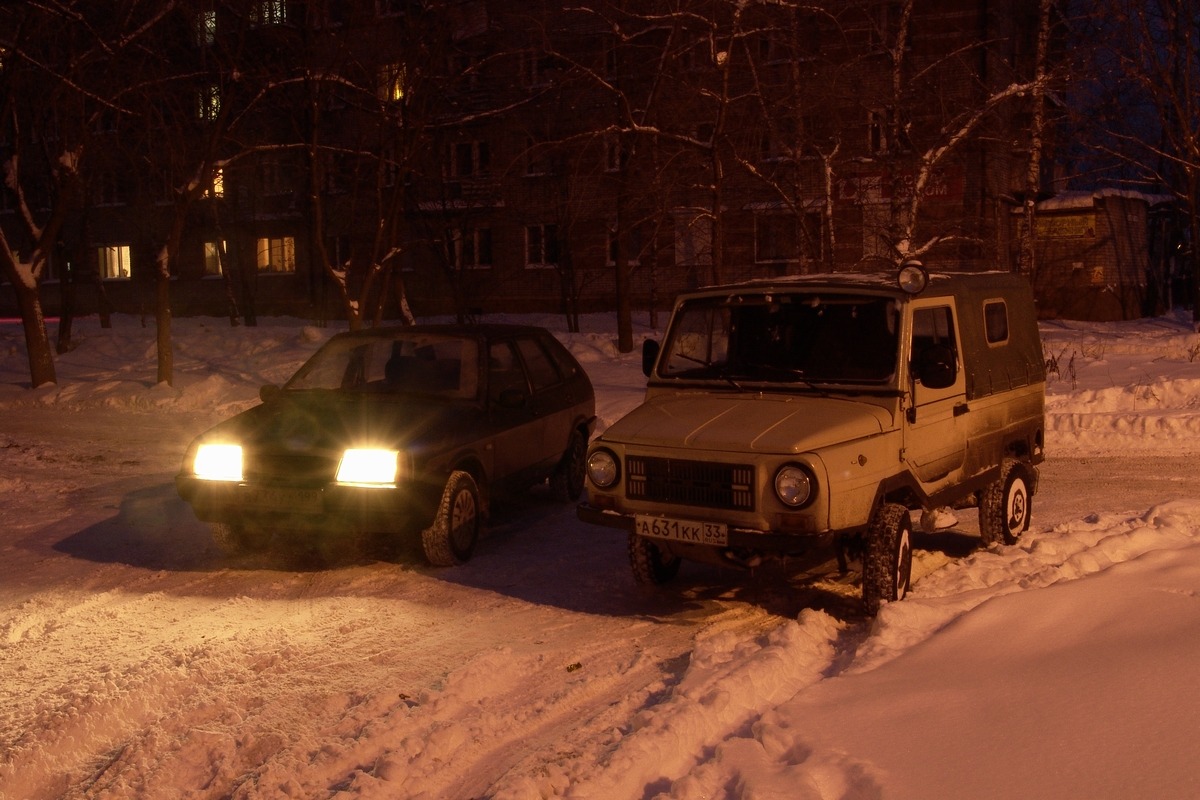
[[1006, 477, 1029, 534], [449, 487, 478, 552], [895, 527, 912, 600], [568, 436, 586, 495]]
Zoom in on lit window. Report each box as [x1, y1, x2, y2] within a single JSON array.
[[198, 85, 221, 120], [252, 0, 286, 26], [204, 167, 224, 198], [197, 10, 216, 45], [377, 63, 406, 103], [525, 224, 559, 269], [98, 245, 132, 280], [256, 237, 295, 273], [204, 241, 226, 276]]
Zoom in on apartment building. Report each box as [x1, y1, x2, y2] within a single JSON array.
[[1, 0, 1056, 322]]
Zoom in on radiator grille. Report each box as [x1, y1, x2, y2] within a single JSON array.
[[626, 456, 754, 511], [246, 451, 338, 485]]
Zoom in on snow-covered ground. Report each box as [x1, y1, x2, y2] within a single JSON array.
[[2, 309, 1200, 799]]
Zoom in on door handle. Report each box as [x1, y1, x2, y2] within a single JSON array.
[[953, 402, 969, 417]]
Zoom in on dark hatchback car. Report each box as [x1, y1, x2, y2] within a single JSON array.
[[176, 324, 595, 565]]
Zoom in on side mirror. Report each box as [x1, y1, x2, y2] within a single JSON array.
[[642, 339, 660, 377], [259, 384, 282, 403], [913, 344, 957, 390]]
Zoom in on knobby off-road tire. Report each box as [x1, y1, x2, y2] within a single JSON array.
[[629, 534, 682, 585], [550, 429, 588, 502], [421, 471, 481, 566], [979, 459, 1032, 547], [211, 522, 271, 556], [862, 503, 913, 615]]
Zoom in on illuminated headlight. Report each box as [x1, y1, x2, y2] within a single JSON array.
[[336, 449, 400, 486], [586, 449, 619, 489], [193, 443, 244, 482], [774, 464, 815, 508]]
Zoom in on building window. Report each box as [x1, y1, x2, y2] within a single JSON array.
[[198, 85, 221, 120], [448, 53, 478, 89], [525, 224, 559, 269], [259, 157, 291, 196], [309, 1, 346, 28], [604, 134, 626, 172], [98, 245, 132, 280], [448, 141, 490, 178], [251, 0, 287, 26], [204, 241, 226, 276], [203, 167, 224, 199], [674, 214, 713, 269], [606, 226, 641, 266], [257, 237, 295, 273], [524, 137, 551, 176], [196, 10, 216, 45], [377, 0, 410, 17], [93, 172, 123, 206], [377, 62, 406, 103], [445, 227, 493, 269], [520, 50, 548, 87], [754, 215, 797, 264], [868, 108, 889, 155]]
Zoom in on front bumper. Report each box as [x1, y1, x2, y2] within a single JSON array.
[[176, 475, 437, 532], [576, 502, 833, 556]]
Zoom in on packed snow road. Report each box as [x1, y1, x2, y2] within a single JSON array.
[[2, 405, 1197, 799]]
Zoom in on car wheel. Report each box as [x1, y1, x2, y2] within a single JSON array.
[[629, 534, 682, 585], [979, 460, 1032, 547], [550, 429, 587, 502], [862, 503, 913, 615], [211, 522, 271, 556], [421, 470, 481, 566]]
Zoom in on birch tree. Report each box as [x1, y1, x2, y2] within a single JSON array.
[[0, 1, 168, 387]]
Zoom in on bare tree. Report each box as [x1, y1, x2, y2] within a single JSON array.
[[1085, 0, 1200, 322], [0, 1, 171, 387]]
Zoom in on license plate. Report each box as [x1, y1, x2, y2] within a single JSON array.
[[635, 515, 728, 546], [244, 486, 321, 513]]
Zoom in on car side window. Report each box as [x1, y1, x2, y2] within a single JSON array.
[[910, 305, 960, 391], [488, 342, 527, 402], [984, 300, 1009, 345], [540, 333, 581, 380], [516, 337, 562, 392]]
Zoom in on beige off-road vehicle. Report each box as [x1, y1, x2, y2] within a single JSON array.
[[579, 266, 1045, 613]]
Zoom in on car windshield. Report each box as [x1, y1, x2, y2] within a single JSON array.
[[285, 333, 480, 400], [659, 292, 899, 386]]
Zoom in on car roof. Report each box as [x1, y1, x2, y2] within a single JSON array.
[[328, 323, 553, 341], [686, 270, 1027, 298]]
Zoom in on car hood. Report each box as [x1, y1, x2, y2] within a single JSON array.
[[194, 391, 473, 455], [601, 391, 894, 454]]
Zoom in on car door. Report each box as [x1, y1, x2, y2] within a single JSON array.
[[903, 299, 969, 485], [486, 339, 546, 483], [512, 334, 571, 470]]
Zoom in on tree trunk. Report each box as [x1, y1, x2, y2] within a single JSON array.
[[13, 279, 56, 387], [156, 271, 173, 385], [57, 261, 75, 355]]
